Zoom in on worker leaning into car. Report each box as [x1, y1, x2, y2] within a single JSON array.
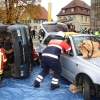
[[33, 31, 71, 90], [0, 43, 7, 87]]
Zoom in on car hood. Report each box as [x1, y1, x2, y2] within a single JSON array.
[[79, 56, 100, 67]]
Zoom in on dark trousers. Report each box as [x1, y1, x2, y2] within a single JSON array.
[[0, 74, 2, 82], [39, 57, 62, 80]]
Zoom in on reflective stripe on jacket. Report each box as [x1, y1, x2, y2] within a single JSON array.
[[42, 38, 71, 59]]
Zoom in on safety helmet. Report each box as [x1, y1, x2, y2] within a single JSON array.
[[56, 31, 65, 38]]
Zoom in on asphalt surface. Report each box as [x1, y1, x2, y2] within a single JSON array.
[[32, 36, 40, 47]]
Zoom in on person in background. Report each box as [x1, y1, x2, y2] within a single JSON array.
[[88, 28, 93, 34], [32, 30, 35, 39], [38, 29, 45, 43], [0, 43, 7, 87], [94, 28, 100, 35], [33, 31, 71, 90]]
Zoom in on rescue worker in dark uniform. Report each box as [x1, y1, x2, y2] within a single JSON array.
[[4, 34, 14, 67], [33, 31, 71, 90]]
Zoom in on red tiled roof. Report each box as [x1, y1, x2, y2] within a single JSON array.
[[57, 0, 90, 16], [38, 7, 48, 20], [63, 0, 90, 9]]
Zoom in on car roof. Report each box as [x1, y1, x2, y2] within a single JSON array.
[[70, 34, 95, 37], [46, 33, 95, 39], [42, 21, 66, 25]]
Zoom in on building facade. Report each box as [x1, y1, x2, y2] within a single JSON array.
[[57, 0, 90, 32], [21, 7, 48, 33], [90, 0, 100, 30]]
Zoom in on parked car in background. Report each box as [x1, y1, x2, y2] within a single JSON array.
[[39, 32, 100, 100], [39, 21, 69, 36]]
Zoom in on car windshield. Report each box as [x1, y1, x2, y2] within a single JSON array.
[[43, 23, 68, 32], [73, 36, 100, 56]]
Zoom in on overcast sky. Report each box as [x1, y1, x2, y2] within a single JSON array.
[[41, 0, 91, 21]]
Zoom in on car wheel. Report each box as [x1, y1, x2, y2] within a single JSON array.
[[82, 75, 90, 100]]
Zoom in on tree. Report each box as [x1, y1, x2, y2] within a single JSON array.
[[0, 0, 42, 23]]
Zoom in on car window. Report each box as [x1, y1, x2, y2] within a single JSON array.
[[65, 38, 73, 53], [73, 36, 100, 56], [43, 23, 68, 32]]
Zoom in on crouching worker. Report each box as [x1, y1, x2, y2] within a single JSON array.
[[33, 47, 40, 66], [0, 44, 7, 87], [33, 31, 71, 90]]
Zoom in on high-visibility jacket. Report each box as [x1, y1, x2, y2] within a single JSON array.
[[0, 48, 7, 74], [95, 31, 100, 35], [33, 48, 39, 60], [42, 37, 71, 59]]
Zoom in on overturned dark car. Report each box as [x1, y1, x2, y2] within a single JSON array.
[[0, 23, 33, 78]]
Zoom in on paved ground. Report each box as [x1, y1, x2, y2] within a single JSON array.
[[32, 36, 40, 47]]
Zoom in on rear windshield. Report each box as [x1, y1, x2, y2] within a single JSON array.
[[43, 23, 68, 32]]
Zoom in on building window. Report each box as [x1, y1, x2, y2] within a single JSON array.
[[38, 20, 40, 23], [42, 20, 45, 23], [64, 17, 67, 20], [25, 20, 27, 24], [34, 19, 38, 23], [88, 17, 90, 22], [34, 26, 37, 29], [28, 20, 31, 23], [71, 8, 74, 12], [59, 17, 62, 19], [88, 10, 90, 13], [85, 17, 87, 22], [62, 9, 65, 13], [81, 16, 83, 21], [22, 20, 24, 23], [81, 8, 84, 12]]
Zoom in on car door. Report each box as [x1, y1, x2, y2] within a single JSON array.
[[60, 38, 77, 83]]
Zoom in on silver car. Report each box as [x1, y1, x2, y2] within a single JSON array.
[[39, 33, 100, 100]]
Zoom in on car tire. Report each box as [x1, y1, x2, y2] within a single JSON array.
[[82, 75, 90, 100]]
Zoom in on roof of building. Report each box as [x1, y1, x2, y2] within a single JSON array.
[[57, 0, 91, 16], [37, 7, 48, 20], [63, 0, 90, 9]]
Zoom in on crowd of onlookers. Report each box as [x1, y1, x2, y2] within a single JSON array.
[[81, 27, 100, 35]]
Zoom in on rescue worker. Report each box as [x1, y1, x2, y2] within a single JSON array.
[[82, 27, 87, 34], [94, 28, 100, 35], [38, 29, 45, 43], [33, 31, 71, 90], [88, 28, 93, 34], [4, 34, 14, 67], [33, 47, 40, 66], [0, 43, 7, 87]]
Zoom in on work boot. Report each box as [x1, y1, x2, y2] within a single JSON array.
[[33, 80, 40, 88], [50, 84, 60, 90]]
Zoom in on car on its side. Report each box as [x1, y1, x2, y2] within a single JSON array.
[[39, 33, 100, 100], [0, 24, 33, 78]]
